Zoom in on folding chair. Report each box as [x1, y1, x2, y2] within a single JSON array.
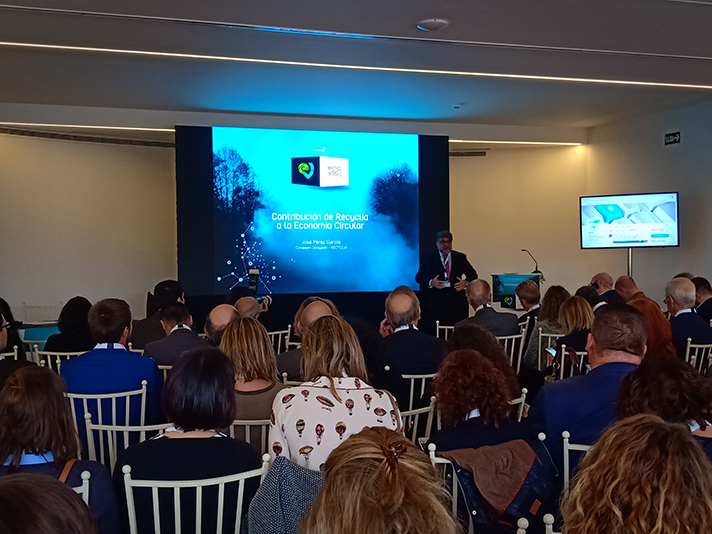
[[509, 388, 528, 422], [401, 396, 435, 444], [122, 454, 271, 534], [556, 345, 588, 380], [401, 373, 437, 412], [35, 346, 85, 374], [562, 430, 593, 497], [435, 320, 454, 341], [0, 346, 20, 360], [497, 332, 526, 373], [685, 338, 712, 375], [229, 420, 271, 456], [267, 326, 290, 355]]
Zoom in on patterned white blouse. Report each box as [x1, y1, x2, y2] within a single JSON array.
[[269, 376, 403, 470]]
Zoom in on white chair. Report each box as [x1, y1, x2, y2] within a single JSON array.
[[0, 346, 20, 360], [537, 329, 563, 371], [401, 373, 437, 412], [229, 419, 271, 456], [427, 443, 461, 522], [509, 388, 528, 422], [556, 345, 588, 380], [267, 326, 291, 355], [68, 381, 148, 461], [85, 413, 172, 470], [435, 320, 454, 341], [122, 453, 271, 534], [685, 338, 712, 374], [198, 332, 208, 339], [127, 342, 144, 355], [401, 396, 435, 444], [562, 430, 593, 497], [516, 514, 559, 534], [35, 346, 85, 373], [72, 470, 92, 505], [285, 324, 301, 350], [158, 365, 172, 381], [281, 372, 302, 387], [496, 332, 526, 373]]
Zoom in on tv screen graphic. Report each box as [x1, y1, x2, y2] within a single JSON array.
[[211, 127, 420, 294], [580, 192, 679, 249]]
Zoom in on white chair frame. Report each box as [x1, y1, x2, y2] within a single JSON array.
[[285, 324, 301, 351], [267, 326, 291, 355], [280, 372, 302, 387], [562, 430, 593, 497], [127, 342, 144, 355], [517, 514, 559, 534], [229, 420, 271, 456], [496, 332, 526, 373], [685, 338, 712, 374], [158, 365, 172, 381], [72, 470, 92, 504], [85, 413, 172, 470], [401, 373, 437, 412], [556, 345, 588, 381], [428, 443, 463, 525], [435, 320, 454, 341], [35, 346, 85, 373], [401, 396, 435, 444], [68, 381, 148, 462], [509, 388, 528, 422], [0, 346, 20, 360], [537, 329, 564, 371], [122, 453, 271, 534]]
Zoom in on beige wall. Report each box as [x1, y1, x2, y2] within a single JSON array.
[[0, 133, 176, 320]]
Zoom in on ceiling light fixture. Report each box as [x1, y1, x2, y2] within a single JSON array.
[[0, 121, 174, 132], [449, 139, 583, 146], [1, 41, 711, 90], [416, 19, 450, 31]]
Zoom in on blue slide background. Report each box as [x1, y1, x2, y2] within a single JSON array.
[[212, 127, 420, 294]]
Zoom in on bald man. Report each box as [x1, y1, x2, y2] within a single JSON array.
[[204, 304, 239, 346], [591, 272, 625, 306], [614, 276, 648, 303], [235, 297, 261, 319], [454, 279, 519, 336], [374, 286, 444, 410], [277, 298, 336, 382]]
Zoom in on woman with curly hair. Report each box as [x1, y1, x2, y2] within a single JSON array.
[[562, 414, 712, 534], [617, 356, 712, 461], [301, 426, 457, 534], [427, 349, 532, 452]]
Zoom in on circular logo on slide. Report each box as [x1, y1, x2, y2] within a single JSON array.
[[298, 162, 314, 179]]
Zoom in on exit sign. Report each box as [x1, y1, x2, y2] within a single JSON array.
[[664, 132, 681, 145]]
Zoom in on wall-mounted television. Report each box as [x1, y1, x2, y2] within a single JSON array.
[[580, 192, 679, 249]]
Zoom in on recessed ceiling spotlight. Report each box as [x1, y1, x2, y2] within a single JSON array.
[[416, 19, 449, 31]]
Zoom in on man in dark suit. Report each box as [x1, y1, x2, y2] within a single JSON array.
[[693, 276, 712, 325], [666, 277, 712, 357], [516, 279, 541, 348], [0, 312, 35, 388], [375, 286, 445, 410], [527, 304, 646, 476], [455, 280, 520, 336], [143, 302, 207, 366], [415, 230, 478, 329], [591, 272, 626, 306], [130, 280, 185, 349]]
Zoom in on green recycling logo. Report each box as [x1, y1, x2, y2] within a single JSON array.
[[298, 162, 314, 179]]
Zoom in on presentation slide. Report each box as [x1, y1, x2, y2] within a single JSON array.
[[212, 127, 420, 294], [580, 192, 679, 249]]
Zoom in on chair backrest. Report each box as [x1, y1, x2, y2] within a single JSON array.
[[280, 372, 302, 386], [122, 453, 271, 534], [126, 343, 144, 355], [537, 329, 563, 371], [401, 373, 437, 412], [401, 396, 435, 444], [158, 365, 172, 381], [685, 338, 712, 374], [509, 388, 528, 422], [85, 413, 172, 470], [35, 347, 85, 374], [229, 420, 271, 456], [516, 514, 560, 534], [496, 332, 526, 373], [72, 470, 92, 505], [435, 320, 454, 341], [427, 442, 461, 521], [562, 430, 593, 497], [267, 326, 290, 355], [557, 345, 588, 381], [0, 346, 19, 360], [286, 324, 301, 351]]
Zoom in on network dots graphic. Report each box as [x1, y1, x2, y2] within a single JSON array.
[[217, 222, 282, 292]]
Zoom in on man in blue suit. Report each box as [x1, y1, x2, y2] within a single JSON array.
[[667, 277, 712, 358], [62, 299, 164, 448], [527, 304, 646, 477]]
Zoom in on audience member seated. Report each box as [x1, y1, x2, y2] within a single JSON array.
[[0, 298, 26, 359], [613, 275, 649, 304], [0, 367, 119, 534], [666, 277, 712, 357], [693, 276, 712, 324], [269, 316, 401, 471], [627, 297, 676, 358], [554, 296, 594, 353], [44, 296, 95, 353], [375, 287, 443, 409], [143, 302, 207, 366], [574, 285, 601, 311], [527, 304, 646, 475], [300, 426, 457, 534], [61, 299, 164, 440], [130, 280, 184, 349], [455, 279, 519, 336], [204, 303, 239, 346], [428, 350, 532, 452], [674, 271, 695, 279], [219, 317, 286, 420], [0, 473, 99, 534], [113, 348, 262, 534], [277, 297, 338, 382], [617, 357, 712, 461], [522, 285, 570, 368], [516, 279, 541, 348], [590, 272, 625, 307], [235, 296, 269, 319], [0, 313, 34, 389], [561, 414, 712, 534]]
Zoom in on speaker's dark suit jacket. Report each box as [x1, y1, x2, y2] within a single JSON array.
[[696, 298, 712, 325], [374, 327, 445, 410], [416, 250, 478, 326], [144, 327, 208, 366], [455, 306, 520, 337], [670, 309, 712, 358]]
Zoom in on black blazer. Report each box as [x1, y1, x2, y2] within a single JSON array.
[[455, 306, 520, 337], [696, 298, 712, 325], [416, 250, 478, 287], [143, 328, 208, 366], [670, 310, 712, 358], [600, 289, 625, 306]]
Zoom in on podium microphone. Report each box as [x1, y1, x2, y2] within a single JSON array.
[[521, 249, 545, 282]]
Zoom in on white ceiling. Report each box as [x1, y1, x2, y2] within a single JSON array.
[[0, 0, 711, 131]]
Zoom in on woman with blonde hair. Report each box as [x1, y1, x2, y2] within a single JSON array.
[[562, 414, 712, 534], [300, 426, 457, 534], [555, 296, 594, 353], [269, 315, 401, 470], [220, 317, 286, 420]]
